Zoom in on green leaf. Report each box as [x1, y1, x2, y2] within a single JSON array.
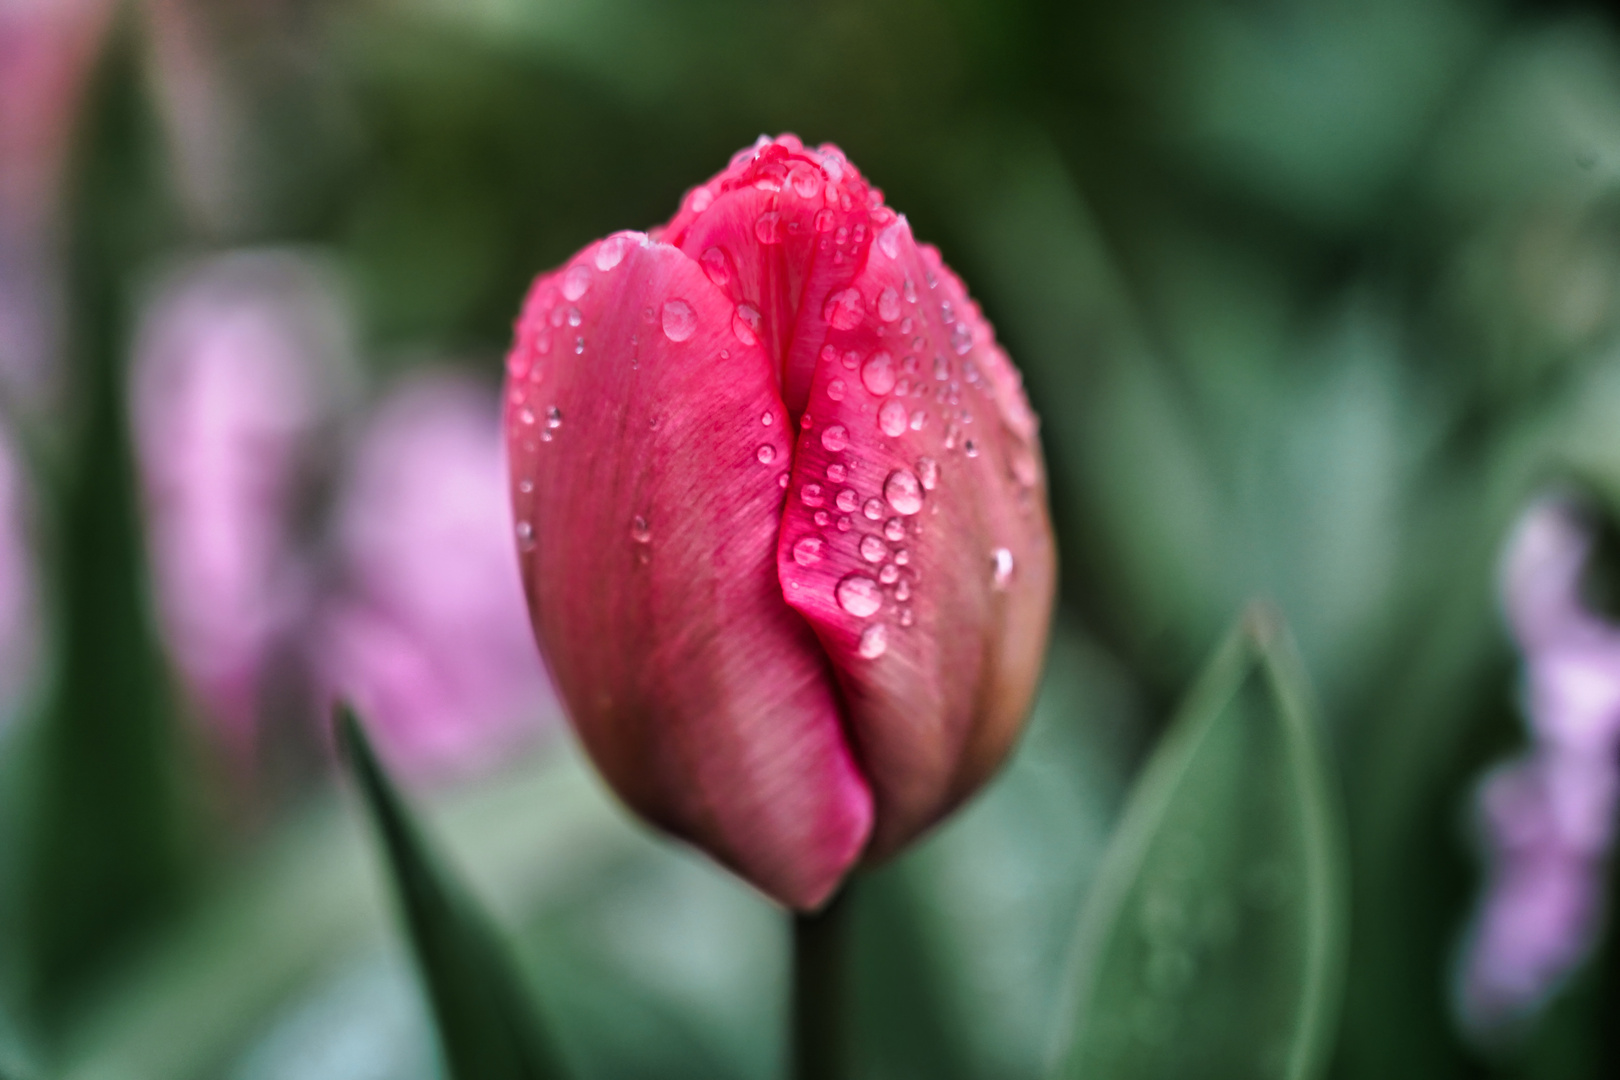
[[1053, 605, 1348, 1080], [335, 705, 570, 1080]]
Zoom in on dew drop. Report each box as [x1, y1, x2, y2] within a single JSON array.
[[801, 413, 814, 429], [779, 472, 790, 488], [631, 516, 652, 543], [837, 515, 853, 532], [835, 489, 860, 513], [934, 355, 951, 381], [515, 521, 535, 550], [826, 463, 847, 483], [884, 518, 905, 542], [861, 351, 897, 396], [877, 223, 903, 259], [756, 211, 783, 244], [662, 299, 697, 342], [827, 379, 847, 402], [878, 286, 901, 322], [824, 288, 865, 330], [821, 425, 849, 452], [903, 278, 917, 304], [566, 306, 582, 328], [562, 265, 591, 301], [951, 322, 974, 356], [800, 483, 826, 508], [689, 187, 714, 213], [574, 336, 585, 355], [519, 407, 536, 425], [733, 303, 761, 345], [862, 497, 884, 521], [837, 574, 883, 618], [762, 412, 774, 426], [757, 444, 776, 464], [885, 468, 924, 515], [916, 456, 939, 490], [701, 247, 732, 287], [859, 535, 887, 563], [546, 405, 562, 429], [814, 510, 831, 527], [894, 549, 910, 567], [909, 410, 926, 431], [992, 547, 1014, 589], [964, 438, 979, 458], [518, 478, 534, 494], [899, 606, 914, 627], [879, 399, 908, 437], [794, 536, 824, 566], [879, 564, 900, 585], [858, 623, 889, 658], [814, 208, 836, 232], [790, 165, 823, 199], [595, 236, 627, 272]]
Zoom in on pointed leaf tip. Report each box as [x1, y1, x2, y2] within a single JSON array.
[[336, 704, 571, 1080], [1053, 610, 1348, 1080]]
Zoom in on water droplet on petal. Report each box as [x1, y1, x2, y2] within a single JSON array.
[[878, 287, 901, 322], [894, 549, 910, 568], [779, 472, 790, 488], [801, 483, 826, 508], [826, 463, 847, 483], [814, 510, 831, 526], [631, 516, 652, 543], [951, 322, 974, 356], [563, 265, 591, 301], [790, 164, 823, 199], [859, 535, 886, 563], [916, 456, 938, 490], [909, 410, 926, 431], [518, 478, 534, 494], [884, 518, 904, 542], [877, 222, 903, 259], [863, 498, 884, 521], [964, 438, 979, 458], [836, 489, 860, 513], [899, 606, 914, 627], [733, 303, 761, 345], [836, 515, 853, 532], [756, 211, 783, 244], [596, 236, 628, 271], [837, 573, 883, 618], [879, 564, 899, 585], [821, 425, 849, 452], [757, 444, 776, 464], [827, 379, 846, 401], [516, 521, 535, 550], [701, 247, 732, 286], [566, 306, 582, 327], [885, 468, 924, 515], [519, 407, 536, 425], [814, 208, 836, 233], [879, 399, 908, 437], [574, 337, 585, 355], [824, 288, 865, 330], [903, 278, 917, 304], [858, 623, 888, 658], [992, 547, 1014, 589], [794, 537, 824, 566], [689, 187, 714, 213], [546, 406, 562, 428], [662, 299, 696, 342], [861, 351, 896, 396]]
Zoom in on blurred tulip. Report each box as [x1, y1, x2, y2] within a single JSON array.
[[504, 136, 1056, 909], [131, 250, 352, 757], [0, 0, 114, 407], [0, 421, 38, 728], [317, 372, 556, 781], [1458, 497, 1620, 1037]]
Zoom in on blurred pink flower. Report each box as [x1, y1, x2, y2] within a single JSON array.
[[1458, 497, 1620, 1038], [317, 372, 556, 780], [131, 250, 352, 756], [0, 421, 39, 727], [0, 0, 115, 406]]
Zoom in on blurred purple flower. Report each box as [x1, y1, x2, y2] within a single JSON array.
[[1458, 497, 1620, 1038], [0, 0, 114, 407], [0, 421, 39, 727], [315, 372, 556, 780], [131, 250, 352, 757]]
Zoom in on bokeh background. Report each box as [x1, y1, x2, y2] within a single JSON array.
[[5, 0, 1620, 1076]]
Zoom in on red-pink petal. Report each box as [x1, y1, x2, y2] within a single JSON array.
[[776, 215, 1056, 859], [507, 235, 873, 908]]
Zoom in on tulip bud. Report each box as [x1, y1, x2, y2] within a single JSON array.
[[504, 136, 1055, 909]]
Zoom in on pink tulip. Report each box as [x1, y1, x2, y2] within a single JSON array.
[[316, 372, 558, 781], [504, 136, 1056, 909]]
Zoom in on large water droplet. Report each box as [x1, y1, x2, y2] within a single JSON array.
[[826, 463, 847, 483], [821, 425, 849, 452], [837, 573, 883, 618], [992, 547, 1014, 589], [827, 379, 847, 402], [757, 444, 776, 464], [858, 623, 888, 658], [562, 265, 591, 301], [631, 516, 652, 543], [794, 536, 824, 566], [756, 212, 783, 244], [824, 288, 865, 330], [885, 469, 924, 515], [701, 247, 732, 287], [790, 164, 823, 199], [879, 399, 908, 437], [662, 299, 696, 342], [595, 235, 628, 272], [878, 287, 901, 322], [800, 484, 826, 508], [859, 535, 886, 563], [733, 303, 761, 345], [835, 489, 860, 513], [861, 352, 896, 396]]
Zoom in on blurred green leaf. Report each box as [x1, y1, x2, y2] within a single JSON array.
[[0, 1005, 40, 1080], [1054, 606, 1347, 1080], [336, 706, 569, 1080]]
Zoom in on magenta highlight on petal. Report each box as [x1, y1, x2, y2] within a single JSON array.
[[315, 371, 558, 782], [131, 250, 354, 757], [1456, 495, 1620, 1040]]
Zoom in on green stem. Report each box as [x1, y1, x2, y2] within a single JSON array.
[[793, 889, 850, 1080]]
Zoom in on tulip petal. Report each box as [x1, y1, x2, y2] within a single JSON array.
[[507, 235, 873, 908], [776, 215, 1057, 859]]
